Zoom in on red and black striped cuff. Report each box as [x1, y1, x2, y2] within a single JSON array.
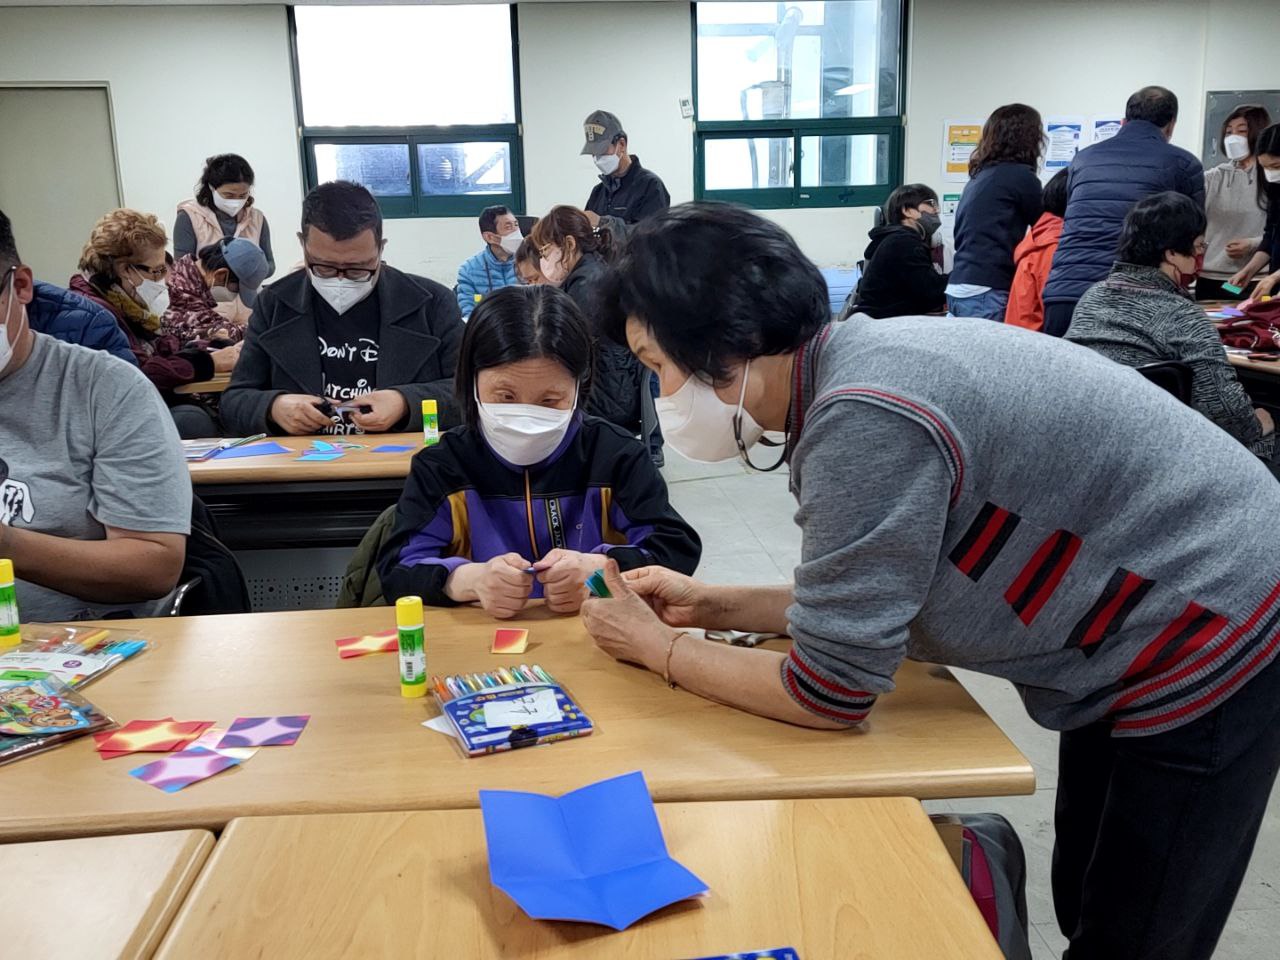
[[780, 648, 878, 724]]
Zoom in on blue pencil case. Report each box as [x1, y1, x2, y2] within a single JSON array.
[[434, 681, 593, 758]]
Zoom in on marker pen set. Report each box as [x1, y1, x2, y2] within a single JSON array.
[[433, 665, 556, 702]]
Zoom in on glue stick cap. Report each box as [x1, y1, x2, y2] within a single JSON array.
[[396, 595, 424, 628], [422, 399, 437, 415], [0, 559, 12, 585]]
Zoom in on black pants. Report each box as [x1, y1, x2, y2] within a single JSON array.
[[1043, 300, 1078, 337], [1195, 277, 1253, 301], [1053, 652, 1280, 960]]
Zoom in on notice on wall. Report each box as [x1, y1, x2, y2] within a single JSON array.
[[1044, 116, 1085, 170], [1090, 116, 1123, 144], [943, 120, 983, 182]]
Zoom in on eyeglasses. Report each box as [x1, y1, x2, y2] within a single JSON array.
[[307, 262, 378, 282], [130, 262, 170, 281]]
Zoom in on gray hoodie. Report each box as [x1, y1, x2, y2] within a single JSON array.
[[781, 316, 1280, 736]]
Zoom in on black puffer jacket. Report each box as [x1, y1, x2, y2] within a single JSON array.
[[562, 253, 643, 433]]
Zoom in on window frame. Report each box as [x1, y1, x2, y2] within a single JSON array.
[[690, 1, 908, 210], [288, 5, 526, 220]]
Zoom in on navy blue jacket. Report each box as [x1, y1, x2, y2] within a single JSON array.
[[27, 281, 136, 366], [1044, 120, 1204, 308], [950, 163, 1043, 290]]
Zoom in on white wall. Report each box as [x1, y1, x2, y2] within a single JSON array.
[[0, 4, 302, 282]]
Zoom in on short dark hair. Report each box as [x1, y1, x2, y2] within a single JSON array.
[[455, 285, 594, 429], [196, 240, 242, 284], [1115, 191, 1206, 266], [479, 205, 512, 236], [885, 183, 938, 224], [969, 103, 1045, 176], [1042, 168, 1070, 219], [0, 208, 19, 272], [1255, 123, 1280, 211], [1125, 86, 1179, 128], [1221, 104, 1271, 157], [301, 180, 383, 244], [599, 203, 829, 384], [196, 154, 255, 209]]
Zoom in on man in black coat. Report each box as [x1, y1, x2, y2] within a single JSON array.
[[221, 181, 463, 437], [581, 110, 671, 228]]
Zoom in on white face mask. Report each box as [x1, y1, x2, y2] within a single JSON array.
[[1223, 135, 1250, 161], [656, 361, 766, 465], [0, 268, 27, 378], [310, 272, 376, 316], [211, 285, 237, 303], [1264, 166, 1280, 184], [134, 276, 170, 316], [476, 383, 577, 466], [499, 230, 524, 255], [539, 247, 568, 287], [594, 152, 621, 176], [213, 193, 248, 217]]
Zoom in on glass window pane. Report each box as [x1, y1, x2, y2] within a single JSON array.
[[800, 133, 891, 187], [313, 143, 411, 197], [417, 143, 512, 197], [695, 0, 901, 121], [295, 6, 515, 126], [704, 138, 794, 191]]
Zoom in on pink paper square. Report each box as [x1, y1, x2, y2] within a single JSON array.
[[128, 746, 242, 793]]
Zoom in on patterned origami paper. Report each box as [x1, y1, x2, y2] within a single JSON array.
[[129, 746, 242, 793], [188, 726, 259, 762], [335, 629, 399, 659], [216, 715, 310, 748], [491, 629, 530, 655], [95, 719, 213, 759]]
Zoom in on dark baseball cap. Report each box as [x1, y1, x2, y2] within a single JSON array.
[[581, 110, 625, 156], [221, 237, 270, 307]]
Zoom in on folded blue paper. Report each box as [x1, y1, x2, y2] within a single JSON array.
[[297, 451, 344, 461], [212, 441, 291, 459], [480, 770, 708, 930], [371, 444, 415, 453]]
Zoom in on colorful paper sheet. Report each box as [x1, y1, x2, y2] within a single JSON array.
[[491, 628, 529, 655], [94, 719, 213, 759], [689, 951, 801, 960], [129, 746, 243, 793], [212, 441, 291, 460], [371, 444, 414, 453], [297, 451, 344, 462], [216, 715, 310, 748], [188, 725, 259, 761], [335, 629, 399, 659], [480, 771, 708, 930]]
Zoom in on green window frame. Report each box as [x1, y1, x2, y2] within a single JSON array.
[[691, 1, 907, 210], [288, 7, 526, 220]]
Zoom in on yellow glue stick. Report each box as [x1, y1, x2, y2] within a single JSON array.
[[422, 399, 439, 446], [396, 595, 427, 698]]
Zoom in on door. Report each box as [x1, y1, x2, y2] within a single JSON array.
[[0, 86, 121, 283]]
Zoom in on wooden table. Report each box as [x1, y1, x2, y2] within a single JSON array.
[[156, 798, 1001, 959], [173, 372, 231, 395], [0, 607, 1032, 842], [188, 432, 422, 485], [1228, 352, 1280, 377], [0, 829, 213, 958]]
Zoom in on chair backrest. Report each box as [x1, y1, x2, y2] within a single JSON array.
[[1136, 361, 1194, 406]]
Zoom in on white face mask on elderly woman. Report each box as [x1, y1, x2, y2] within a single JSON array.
[[655, 360, 769, 466]]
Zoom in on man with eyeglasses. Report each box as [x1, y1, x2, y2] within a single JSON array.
[[222, 180, 463, 436]]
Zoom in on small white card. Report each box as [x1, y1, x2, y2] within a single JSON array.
[[482, 688, 563, 728]]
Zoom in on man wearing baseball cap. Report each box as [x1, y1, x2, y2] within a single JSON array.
[[581, 110, 671, 228]]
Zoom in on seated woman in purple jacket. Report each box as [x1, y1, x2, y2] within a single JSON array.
[[377, 284, 700, 619]]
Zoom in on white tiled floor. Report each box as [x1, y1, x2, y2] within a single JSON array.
[[662, 451, 1280, 960]]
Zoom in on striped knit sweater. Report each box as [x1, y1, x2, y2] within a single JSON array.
[[780, 316, 1280, 736], [1065, 262, 1272, 460]]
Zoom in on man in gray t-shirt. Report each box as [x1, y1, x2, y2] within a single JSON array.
[[0, 211, 190, 620]]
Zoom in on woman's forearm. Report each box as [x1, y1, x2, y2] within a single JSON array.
[[701, 583, 793, 634]]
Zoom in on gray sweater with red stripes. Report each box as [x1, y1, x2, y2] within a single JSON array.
[[779, 316, 1280, 736]]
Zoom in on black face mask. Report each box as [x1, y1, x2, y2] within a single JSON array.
[[916, 211, 942, 239]]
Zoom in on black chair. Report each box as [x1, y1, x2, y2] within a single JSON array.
[[1136, 361, 1194, 406]]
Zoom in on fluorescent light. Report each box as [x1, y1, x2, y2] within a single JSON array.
[[834, 83, 873, 97]]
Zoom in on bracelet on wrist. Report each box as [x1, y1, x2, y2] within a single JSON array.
[[664, 631, 691, 689]]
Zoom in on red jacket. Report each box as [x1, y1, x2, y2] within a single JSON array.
[[1004, 213, 1063, 332], [68, 274, 214, 392]]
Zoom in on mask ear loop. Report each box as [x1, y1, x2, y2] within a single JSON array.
[[732, 359, 788, 473]]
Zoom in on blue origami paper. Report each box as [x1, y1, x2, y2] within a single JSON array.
[[212, 441, 291, 460], [297, 451, 344, 462], [371, 444, 415, 453], [480, 770, 708, 930]]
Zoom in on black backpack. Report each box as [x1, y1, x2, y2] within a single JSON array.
[[180, 497, 251, 616]]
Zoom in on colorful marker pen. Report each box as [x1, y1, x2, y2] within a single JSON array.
[[395, 596, 427, 699]]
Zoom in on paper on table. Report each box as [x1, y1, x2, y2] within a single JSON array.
[[212, 442, 291, 460], [480, 770, 708, 930], [371, 444, 415, 453], [422, 714, 458, 739], [491, 628, 529, 655], [297, 451, 344, 462], [129, 746, 242, 793], [334, 629, 399, 659], [188, 725, 259, 761], [483, 688, 563, 728], [216, 715, 310, 748]]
